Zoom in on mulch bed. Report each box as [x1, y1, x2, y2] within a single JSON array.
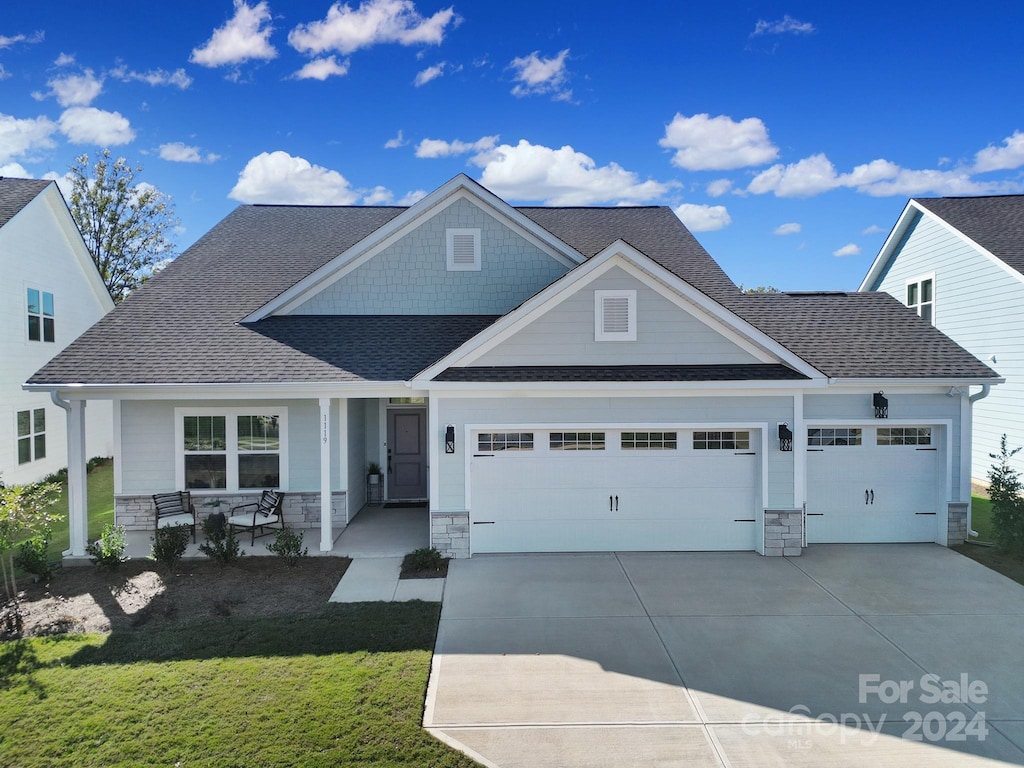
[[399, 554, 449, 580], [10, 556, 351, 638]]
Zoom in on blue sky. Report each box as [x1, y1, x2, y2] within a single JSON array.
[[2, 1, 1023, 291]]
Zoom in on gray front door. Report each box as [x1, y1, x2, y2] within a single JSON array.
[[387, 408, 427, 499]]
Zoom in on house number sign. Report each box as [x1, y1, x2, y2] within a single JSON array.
[[322, 414, 329, 445]]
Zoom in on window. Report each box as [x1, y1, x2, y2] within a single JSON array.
[[693, 431, 750, 450], [877, 427, 932, 446], [27, 288, 55, 342], [807, 427, 862, 447], [446, 228, 481, 271], [594, 290, 636, 341], [622, 431, 677, 450], [550, 432, 605, 450], [17, 408, 46, 464], [389, 397, 426, 405], [906, 276, 934, 324], [179, 409, 286, 491], [478, 432, 534, 451]]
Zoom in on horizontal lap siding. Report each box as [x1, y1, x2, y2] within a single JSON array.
[[874, 213, 1024, 479], [475, 267, 761, 367]]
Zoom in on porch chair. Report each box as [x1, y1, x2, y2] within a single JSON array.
[[153, 491, 197, 543], [227, 490, 285, 545]]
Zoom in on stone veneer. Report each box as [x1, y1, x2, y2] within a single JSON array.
[[116, 491, 347, 533], [948, 502, 969, 546], [764, 509, 803, 556], [432, 511, 470, 558]]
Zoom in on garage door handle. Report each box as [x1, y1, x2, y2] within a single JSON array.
[[915, 512, 937, 516], [735, 452, 756, 455], [609, 495, 613, 511], [865, 489, 870, 505], [472, 521, 495, 525], [615, 495, 619, 511], [870, 489, 874, 505], [806, 512, 824, 516], [916, 448, 937, 451]]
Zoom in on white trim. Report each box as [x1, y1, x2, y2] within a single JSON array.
[[337, 397, 349, 523], [446, 228, 481, 271], [594, 289, 636, 341], [112, 398, 123, 495], [793, 392, 805, 508], [66, 400, 88, 557], [319, 397, 333, 552], [960, 390, 972, 504], [428, 395, 440, 550]]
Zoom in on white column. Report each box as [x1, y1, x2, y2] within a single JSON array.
[[66, 400, 89, 557], [428, 393, 440, 550], [793, 392, 806, 507], [319, 397, 333, 552], [960, 390, 972, 503], [337, 398, 348, 524]]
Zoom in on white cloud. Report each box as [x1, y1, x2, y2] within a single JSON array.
[[46, 69, 104, 107], [974, 131, 1024, 173], [862, 224, 884, 235], [752, 16, 815, 36], [292, 55, 350, 80], [190, 0, 277, 68], [509, 49, 571, 100], [470, 139, 672, 205], [414, 63, 444, 86], [748, 153, 840, 197], [833, 243, 861, 257], [42, 170, 75, 199], [0, 112, 58, 163], [288, 0, 458, 55], [229, 151, 360, 204], [54, 52, 75, 67], [0, 31, 44, 49], [58, 107, 135, 145], [774, 222, 801, 235], [0, 161, 32, 177], [674, 203, 731, 232], [110, 64, 193, 89], [159, 142, 220, 163], [415, 135, 498, 158], [0, 65, 8, 82], [660, 113, 778, 171], [384, 129, 407, 149], [362, 185, 393, 204], [397, 189, 426, 205], [706, 178, 733, 197]]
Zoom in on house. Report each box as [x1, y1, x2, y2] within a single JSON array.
[[27, 175, 999, 559], [860, 195, 1024, 483], [1, 177, 113, 487]]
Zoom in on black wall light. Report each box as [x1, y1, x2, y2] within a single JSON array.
[[873, 391, 888, 419], [445, 424, 456, 454], [778, 422, 793, 452]]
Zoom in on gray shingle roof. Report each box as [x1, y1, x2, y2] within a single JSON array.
[[0, 177, 50, 229], [915, 195, 1024, 276], [435, 364, 808, 383]]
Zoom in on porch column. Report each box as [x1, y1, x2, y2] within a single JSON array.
[[319, 397, 333, 552], [66, 399, 89, 557]]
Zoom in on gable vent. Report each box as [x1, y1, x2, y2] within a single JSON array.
[[595, 289, 637, 341], [447, 228, 481, 271]]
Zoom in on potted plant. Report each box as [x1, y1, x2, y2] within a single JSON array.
[[366, 461, 383, 485]]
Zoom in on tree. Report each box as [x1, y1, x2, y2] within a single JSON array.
[[739, 284, 782, 294], [988, 435, 1024, 557], [0, 478, 62, 628], [69, 149, 178, 302]]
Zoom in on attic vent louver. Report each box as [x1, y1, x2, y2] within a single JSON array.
[[447, 228, 481, 271], [602, 297, 630, 333], [595, 290, 637, 341]]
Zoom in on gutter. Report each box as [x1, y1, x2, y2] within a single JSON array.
[[50, 389, 71, 413], [967, 384, 993, 537]]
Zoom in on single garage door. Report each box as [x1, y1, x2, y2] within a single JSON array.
[[805, 425, 942, 543], [470, 428, 760, 553]]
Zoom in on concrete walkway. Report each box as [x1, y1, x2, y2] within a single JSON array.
[[426, 545, 1024, 767], [328, 556, 445, 602]]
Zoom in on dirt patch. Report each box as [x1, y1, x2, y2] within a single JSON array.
[[972, 480, 990, 498], [13, 556, 350, 637]]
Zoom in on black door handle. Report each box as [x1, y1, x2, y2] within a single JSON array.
[[615, 495, 619, 511], [609, 495, 613, 511], [865, 489, 869, 505], [387, 448, 392, 473], [870, 489, 874, 505]]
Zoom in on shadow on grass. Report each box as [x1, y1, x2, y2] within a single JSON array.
[[63, 601, 442, 667]]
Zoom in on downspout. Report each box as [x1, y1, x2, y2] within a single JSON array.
[[967, 384, 992, 537], [50, 388, 71, 413]]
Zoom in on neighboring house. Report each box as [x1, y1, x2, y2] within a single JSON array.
[[28, 175, 999, 559], [1, 178, 113, 486], [860, 195, 1023, 482]]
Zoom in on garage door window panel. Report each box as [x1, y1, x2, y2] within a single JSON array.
[[877, 427, 931, 446], [693, 431, 750, 450], [808, 428, 862, 447], [622, 431, 677, 450], [478, 432, 534, 451], [550, 432, 605, 450]]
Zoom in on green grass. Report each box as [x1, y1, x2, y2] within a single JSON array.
[[970, 495, 993, 543], [0, 603, 477, 768]]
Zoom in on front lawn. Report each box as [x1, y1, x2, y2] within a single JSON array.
[[21, 460, 115, 560], [969, 494, 993, 543], [0, 603, 477, 768]]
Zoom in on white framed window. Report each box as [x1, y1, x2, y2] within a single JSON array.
[[622, 431, 677, 450], [16, 408, 46, 464], [877, 427, 932, 446], [807, 427, 862, 447], [550, 432, 606, 450], [27, 288, 55, 342], [906, 275, 935, 324], [693, 430, 750, 450], [594, 290, 637, 341], [478, 432, 534, 451], [446, 228, 481, 271], [176, 408, 288, 491]]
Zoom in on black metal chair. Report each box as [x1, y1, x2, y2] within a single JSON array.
[[227, 490, 285, 545], [153, 491, 197, 543]]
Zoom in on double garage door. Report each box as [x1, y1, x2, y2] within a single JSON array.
[[470, 427, 761, 553], [805, 425, 943, 543]]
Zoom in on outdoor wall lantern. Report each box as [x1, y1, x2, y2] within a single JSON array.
[[445, 424, 456, 454], [873, 391, 888, 419], [778, 422, 793, 452]]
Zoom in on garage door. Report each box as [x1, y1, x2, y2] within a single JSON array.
[[805, 425, 941, 543], [470, 428, 760, 553]]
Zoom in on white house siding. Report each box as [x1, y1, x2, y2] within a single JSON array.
[[872, 212, 1024, 479], [473, 266, 762, 367], [0, 189, 113, 485], [435, 394, 795, 512], [288, 197, 569, 316], [346, 398, 368, 516]]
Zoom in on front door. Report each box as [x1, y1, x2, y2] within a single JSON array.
[[387, 408, 427, 499]]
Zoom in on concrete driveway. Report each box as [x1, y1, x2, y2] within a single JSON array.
[[424, 545, 1024, 767]]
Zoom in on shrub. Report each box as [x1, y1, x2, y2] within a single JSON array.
[[266, 528, 308, 567], [151, 525, 191, 570], [87, 456, 111, 473], [199, 517, 243, 566], [989, 435, 1024, 557], [14, 530, 53, 581], [406, 547, 444, 573], [87, 523, 129, 570]]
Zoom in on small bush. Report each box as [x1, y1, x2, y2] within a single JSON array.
[[266, 528, 308, 567], [14, 530, 53, 581], [401, 547, 446, 578], [199, 517, 243, 566], [989, 435, 1024, 557], [41, 467, 68, 485], [87, 456, 111, 473], [87, 523, 129, 570], [151, 525, 191, 570]]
